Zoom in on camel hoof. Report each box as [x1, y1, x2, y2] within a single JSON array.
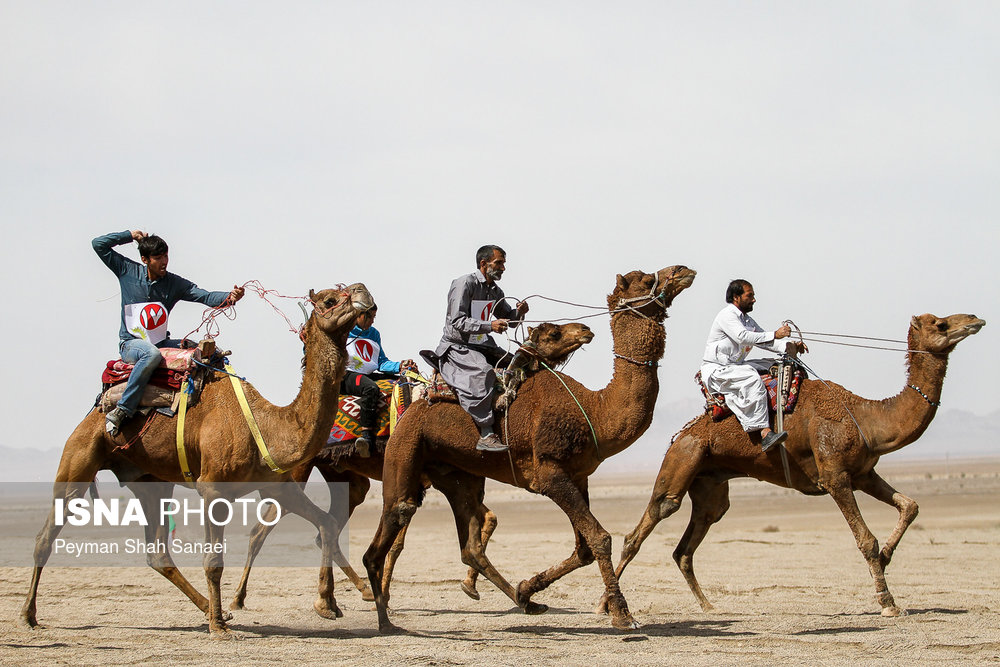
[[209, 626, 242, 640], [523, 601, 548, 615], [612, 614, 641, 631], [19, 616, 41, 630], [229, 598, 246, 611], [378, 621, 407, 635], [314, 598, 343, 620], [461, 580, 480, 600], [881, 606, 904, 617]]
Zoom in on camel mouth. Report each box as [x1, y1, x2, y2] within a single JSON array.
[[956, 318, 986, 339], [580, 331, 595, 344], [658, 266, 697, 300]]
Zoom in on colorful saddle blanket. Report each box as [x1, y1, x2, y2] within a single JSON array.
[[695, 367, 804, 422], [327, 378, 412, 444], [98, 347, 217, 414]]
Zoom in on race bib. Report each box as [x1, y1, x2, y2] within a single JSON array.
[[123, 301, 169, 345], [469, 299, 495, 345], [346, 337, 381, 374]]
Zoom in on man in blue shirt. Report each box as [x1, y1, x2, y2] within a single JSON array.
[[343, 303, 416, 455], [94, 230, 245, 436]]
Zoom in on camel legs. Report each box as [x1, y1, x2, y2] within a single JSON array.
[[460, 506, 497, 600], [431, 471, 534, 612], [598, 433, 706, 614], [129, 482, 214, 616], [854, 470, 919, 570], [523, 465, 638, 631], [230, 467, 373, 611], [521, 483, 598, 607], [20, 428, 106, 628], [671, 478, 731, 611], [262, 482, 349, 622], [825, 472, 904, 617]]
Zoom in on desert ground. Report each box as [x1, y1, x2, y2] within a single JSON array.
[[1, 457, 998, 666]]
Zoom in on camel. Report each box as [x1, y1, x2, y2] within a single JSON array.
[[363, 265, 697, 632], [602, 312, 985, 618], [231, 321, 597, 609], [20, 284, 375, 638]]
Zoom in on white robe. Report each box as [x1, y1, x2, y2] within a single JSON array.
[[700, 304, 793, 432]]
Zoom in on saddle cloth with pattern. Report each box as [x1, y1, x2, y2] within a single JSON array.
[[695, 366, 804, 422]]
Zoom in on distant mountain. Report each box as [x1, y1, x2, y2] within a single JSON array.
[[1, 406, 996, 482]]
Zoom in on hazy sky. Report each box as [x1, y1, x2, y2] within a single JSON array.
[[2, 2, 996, 460]]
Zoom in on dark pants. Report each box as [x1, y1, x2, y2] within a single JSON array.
[[340, 371, 383, 431]]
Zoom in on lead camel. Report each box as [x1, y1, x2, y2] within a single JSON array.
[[601, 312, 984, 617]]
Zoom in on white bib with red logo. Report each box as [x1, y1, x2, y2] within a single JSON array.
[[124, 301, 169, 345], [469, 299, 495, 344], [346, 337, 381, 374]]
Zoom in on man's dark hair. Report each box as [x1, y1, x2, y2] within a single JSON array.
[[137, 235, 169, 259], [726, 279, 751, 304], [476, 245, 505, 267]]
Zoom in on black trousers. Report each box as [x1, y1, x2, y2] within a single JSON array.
[[340, 370, 385, 430]]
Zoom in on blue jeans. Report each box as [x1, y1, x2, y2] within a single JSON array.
[[117, 338, 183, 416]]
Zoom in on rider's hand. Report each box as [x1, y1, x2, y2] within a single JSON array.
[[492, 319, 510, 333], [226, 285, 245, 305], [400, 359, 417, 372], [515, 300, 529, 318], [131, 230, 147, 242], [775, 324, 791, 339], [795, 341, 809, 355]]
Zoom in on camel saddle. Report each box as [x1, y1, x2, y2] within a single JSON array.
[[96, 343, 221, 416], [322, 377, 414, 462], [695, 362, 804, 422]]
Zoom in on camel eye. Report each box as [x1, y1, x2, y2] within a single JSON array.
[[325, 298, 336, 308], [936, 322, 949, 332]]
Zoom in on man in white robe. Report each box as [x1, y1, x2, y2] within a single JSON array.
[[700, 279, 806, 451]]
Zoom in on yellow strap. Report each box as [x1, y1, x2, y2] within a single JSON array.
[[403, 369, 431, 385], [175, 387, 196, 486], [226, 363, 287, 473]]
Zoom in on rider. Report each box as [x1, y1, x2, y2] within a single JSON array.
[[431, 245, 529, 452], [343, 303, 417, 456], [94, 230, 244, 436], [700, 279, 806, 452]]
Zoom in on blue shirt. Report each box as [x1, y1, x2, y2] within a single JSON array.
[[93, 230, 230, 342], [347, 324, 401, 374]]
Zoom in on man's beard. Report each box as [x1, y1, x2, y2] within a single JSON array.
[[486, 269, 503, 281]]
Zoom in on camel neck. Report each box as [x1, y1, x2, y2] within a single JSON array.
[[590, 312, 665, 455], [270, 317, 347, 469], [861, 334, 949, 456]]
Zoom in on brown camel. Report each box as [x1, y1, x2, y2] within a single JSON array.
[[20, 284, 375, 638], [603, 312, 985, 618], [363, 265, 697, 632], [231, 321, 597, 609]]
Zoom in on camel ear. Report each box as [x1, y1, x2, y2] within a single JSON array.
[[910, 315, 921, 330], [616, 274, 627, 291], [308, 289, 316, 302], [527, 326, 535, 337]]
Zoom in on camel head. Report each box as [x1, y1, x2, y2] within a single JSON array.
[[909, 313, 986, 353], [307, 283, 375, 337], [523, 322, 595, 367], [610, 265, 697, 318]]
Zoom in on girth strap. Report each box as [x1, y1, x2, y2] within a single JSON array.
[[175, 379, 196, 487], [226, 363, 287, 474]]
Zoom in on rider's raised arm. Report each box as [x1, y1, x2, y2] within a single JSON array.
[[92, 230, 137, 277]]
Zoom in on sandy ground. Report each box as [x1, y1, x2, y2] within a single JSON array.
[[1, 458, 998, 666]]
